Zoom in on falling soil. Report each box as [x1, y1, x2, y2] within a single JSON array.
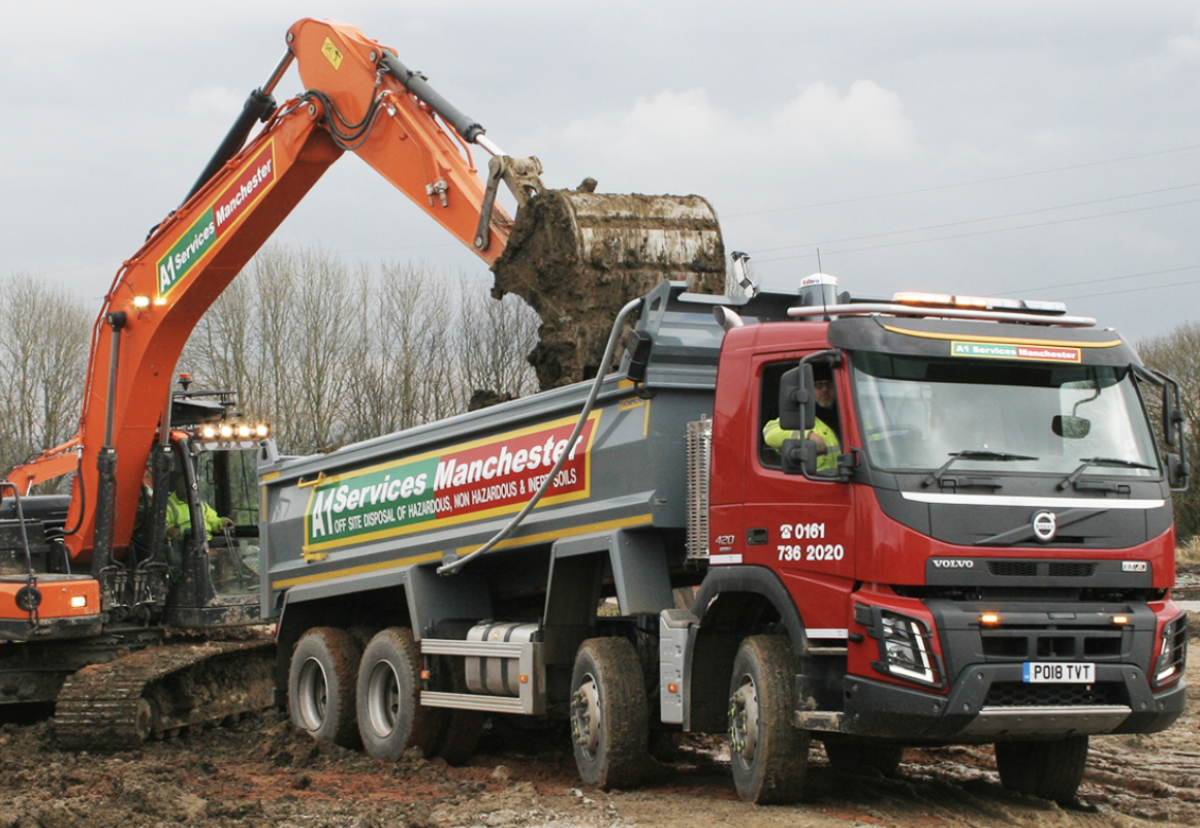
[[0, 637, 1195, 828], [492, 187, 725, 390]]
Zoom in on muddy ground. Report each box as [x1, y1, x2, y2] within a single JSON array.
[[0, 637, 1196, 828]]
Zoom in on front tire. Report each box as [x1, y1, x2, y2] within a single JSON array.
[[994, 736, 1089, 803], [727, 635, 808, 803], [356, 627, 444, 760], [570, 637, 649, 790], [288, 627, 362, 747]]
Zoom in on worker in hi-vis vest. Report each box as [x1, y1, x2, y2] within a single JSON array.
[[165, 471, 233, 541], [763, 362, 840, 472]]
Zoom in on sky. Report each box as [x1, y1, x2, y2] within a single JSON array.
[[3, 1, 1199, 343]]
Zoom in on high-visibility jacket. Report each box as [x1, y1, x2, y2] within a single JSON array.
[[166, 491, 225, 540], [762, 417, 840, 472]]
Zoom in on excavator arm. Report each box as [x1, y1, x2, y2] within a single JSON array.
[[8, 19, 528, 563], [6, 17, 725, 571]]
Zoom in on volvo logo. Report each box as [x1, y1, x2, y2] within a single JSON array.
[[1032, 511, 1057, 542], [932, 559, 974, 569]]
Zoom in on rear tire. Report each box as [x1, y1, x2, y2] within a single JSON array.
[[727, 635, 808, 803], [356, 627, 444, 760], [824, 741, 904, 777], [995, 736, 1089, 803], [570, 637, 649, 790], [288, 627, 362, 748]]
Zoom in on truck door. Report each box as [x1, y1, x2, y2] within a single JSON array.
[[746, 354, 855, 636]]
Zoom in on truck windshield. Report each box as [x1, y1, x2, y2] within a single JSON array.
[[851, 351, 1159, 478]]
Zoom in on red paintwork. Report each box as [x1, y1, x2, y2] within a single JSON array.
[[709, 313, 1177, 692]]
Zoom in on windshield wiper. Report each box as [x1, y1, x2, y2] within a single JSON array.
[[1058, 456, 1157, 491], [923, 450, 1039, 487]]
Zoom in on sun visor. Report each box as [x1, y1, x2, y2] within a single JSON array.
[[827, 316, 1139, 367]]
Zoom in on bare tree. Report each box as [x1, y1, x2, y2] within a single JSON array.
[[455, 274, 539, 410], [183, 248, 540, 455], [0, 275, 90, 479], [1139, 323, 1200, 541]]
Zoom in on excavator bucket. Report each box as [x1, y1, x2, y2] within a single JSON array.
[[492, 188, 725, 390]]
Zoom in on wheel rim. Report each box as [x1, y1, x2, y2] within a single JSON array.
[[571, 672, 602, 760], [729, 674, 760, 763], [297, 657, 328, 730], [366, 659, 401, 738]]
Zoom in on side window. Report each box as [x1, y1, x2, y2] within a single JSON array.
[[759, 362, 792, 468], [758, 359, 842, 473]]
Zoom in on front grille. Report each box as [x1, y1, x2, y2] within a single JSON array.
[[989, 561, 1038, 577], [981, 629, 1124, 661], [985, 560, 1099, 579], [984, 681, 1123, 707], [1048, 562, 1097, 577]]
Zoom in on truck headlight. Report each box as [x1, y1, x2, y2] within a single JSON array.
[[877, 610, 941, 687], [1153, 614, 1188, 688]]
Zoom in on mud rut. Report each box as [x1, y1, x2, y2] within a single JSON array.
[[0, 636, 1192, 828]]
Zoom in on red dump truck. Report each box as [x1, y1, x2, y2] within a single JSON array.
[[263, 275, 1189, 803]]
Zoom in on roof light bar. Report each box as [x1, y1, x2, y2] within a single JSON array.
[[892, 292, 1066, 315]]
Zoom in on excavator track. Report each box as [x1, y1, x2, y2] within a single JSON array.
[[53, 638, 274, 751]]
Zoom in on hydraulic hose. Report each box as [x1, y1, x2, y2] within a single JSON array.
[[437, 297, 643, 575]]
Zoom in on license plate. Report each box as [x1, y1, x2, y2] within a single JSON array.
[[1022, 662, 1095, 683]]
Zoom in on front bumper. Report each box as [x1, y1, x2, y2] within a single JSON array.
[[813, 663, 1186, 741]]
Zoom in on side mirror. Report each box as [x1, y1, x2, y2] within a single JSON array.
[[780, 437, 818, 476], [1167, 452, 1189, 490], [1052, 415, 1091, 439], [779, 365, 815, 433]]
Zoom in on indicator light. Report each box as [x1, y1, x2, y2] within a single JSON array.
[[979, 613, 1000, 625]]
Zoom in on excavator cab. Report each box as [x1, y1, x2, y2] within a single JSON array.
[[136, 387, 266, 629]]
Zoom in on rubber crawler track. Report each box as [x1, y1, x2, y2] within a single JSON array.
[[53, 639, 274, 751]]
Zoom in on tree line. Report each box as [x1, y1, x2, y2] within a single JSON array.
[[0, 245, 538, 480]]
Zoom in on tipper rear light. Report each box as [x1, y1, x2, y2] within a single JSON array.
[[1153, 614, 1188, 688]]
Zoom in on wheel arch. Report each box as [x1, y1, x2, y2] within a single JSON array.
[[685, 565, 808, 733]]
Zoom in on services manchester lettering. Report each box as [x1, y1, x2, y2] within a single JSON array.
[[156, 142, 277, 298], [303, 413, 601, 551], [951, 341, 1081, 363]]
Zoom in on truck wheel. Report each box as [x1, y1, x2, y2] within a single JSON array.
[[288, 627, 362, 748], [727, 635, 808, 803], [823, 740, 904, 777], [994, 735, 1089, 803], [356, 627, 444, 760], [570, 637, 649, 789]]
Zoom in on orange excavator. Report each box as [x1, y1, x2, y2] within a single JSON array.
[[0, 19, 723, 748]]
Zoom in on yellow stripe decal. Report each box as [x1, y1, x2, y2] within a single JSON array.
[[272, 551, 443, 589], [880, 324, 1122, 349], [272, 513, 654, 590]]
